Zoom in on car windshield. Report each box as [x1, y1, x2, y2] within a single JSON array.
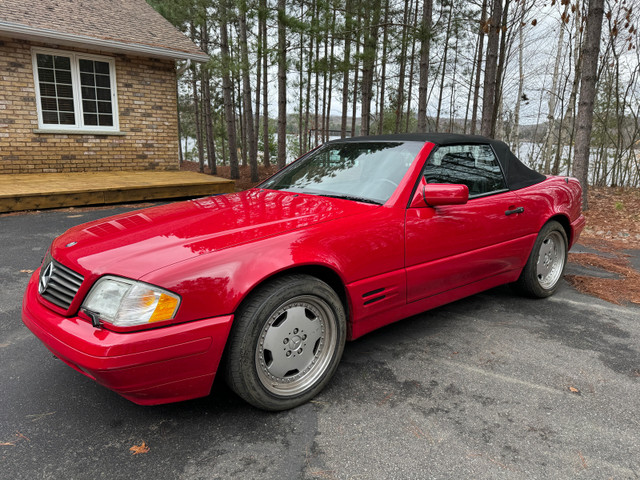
[[260, 141, 423, 204]]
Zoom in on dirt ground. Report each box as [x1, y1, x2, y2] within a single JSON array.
[[580, 187, 640, 250], [185, 162, 640, 305], [565, 187, 640, 305]]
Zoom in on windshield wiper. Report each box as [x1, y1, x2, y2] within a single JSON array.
[[315, 193, 382, 205]]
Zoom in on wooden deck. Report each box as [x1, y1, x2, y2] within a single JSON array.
[[0, 171, 235, 213]]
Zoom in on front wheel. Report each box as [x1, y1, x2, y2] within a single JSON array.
[[515, 220, 568, 298], [224, 274, 346, 411]]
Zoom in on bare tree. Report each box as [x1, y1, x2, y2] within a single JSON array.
[[481, 0, 502, 137], [470, 0, 487, 135], [360, 0, 382, 136], [261, 0, 270, 167], [219, 0, 239, 179], [238, 0, 258, 181], [417, 0, 433, 132], [277, 0, 287, 168], [573, 0, 605, 209], [190, 21, 205, 173], [201, 20, 217, 175]]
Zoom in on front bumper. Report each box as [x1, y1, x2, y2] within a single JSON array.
[[22, 271, 234, 405]]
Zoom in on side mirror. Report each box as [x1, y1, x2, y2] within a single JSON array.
[[410, 178, 469, 208]]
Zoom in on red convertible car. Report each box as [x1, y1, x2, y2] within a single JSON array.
[[23, 134, 585, 410]]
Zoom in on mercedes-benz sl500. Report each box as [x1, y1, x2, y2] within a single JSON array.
[[23, 134, 585, 410]]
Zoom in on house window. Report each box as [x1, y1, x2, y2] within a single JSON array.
[[32, 48, 119, 132]]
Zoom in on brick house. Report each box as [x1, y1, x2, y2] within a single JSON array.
[[0, 0, 208, 174]]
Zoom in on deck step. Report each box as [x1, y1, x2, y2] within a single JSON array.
[[0, 171, 235, 213]]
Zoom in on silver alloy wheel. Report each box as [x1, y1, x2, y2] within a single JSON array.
[[536, 230, 566, 290], [255, 295, 337, 397]]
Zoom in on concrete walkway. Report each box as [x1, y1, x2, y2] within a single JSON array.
[[0, 171, 234, 213]]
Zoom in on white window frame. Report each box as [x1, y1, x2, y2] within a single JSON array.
[[31, 47, 120, 133]]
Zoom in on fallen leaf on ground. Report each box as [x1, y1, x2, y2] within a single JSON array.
[[129, 442, 150, 455], [569, 386, 580, 393], [0, 442, 16, 446], [20, 269, 34, 273], [26, 412, 55, 422], [566, 251, 640, 305], [578, 450, 588, 469]]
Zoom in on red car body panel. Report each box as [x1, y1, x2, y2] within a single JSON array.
[[22, 138, 585, 405]]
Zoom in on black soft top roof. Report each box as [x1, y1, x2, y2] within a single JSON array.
[[328, 133, 545, 191]]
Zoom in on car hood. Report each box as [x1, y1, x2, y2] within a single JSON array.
[[50, 189, 375, 280]]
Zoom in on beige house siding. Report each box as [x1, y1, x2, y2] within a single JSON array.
[[0, 36, 180, 174]]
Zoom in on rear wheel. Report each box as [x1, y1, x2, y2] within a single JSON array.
[[224, 274, 346, 411], [515, 220, 568, 298]]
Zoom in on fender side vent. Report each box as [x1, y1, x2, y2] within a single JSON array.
[[362, 287, 385, 298], [364, 295, 386, 306]]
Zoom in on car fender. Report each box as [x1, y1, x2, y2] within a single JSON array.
[[140, 206, 406, 325], [513, 176, 584, 246]]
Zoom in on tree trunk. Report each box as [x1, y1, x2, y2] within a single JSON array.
[[417, 0, 433, 133], [543, 1, 570, 174], [360, 0, 382, 136], [572, 0, 605, 210], [298, 2, 305, 153], [201, 20, 217, 175], [341, 0, 352, 138], [190, 22, 205, 173], [277, 0, 287, 168], [512, 1, 526, 155], [321, 15, 328, 143], [351, 30, 360, 137], [378, 0, 390, 134], [448, 16, 460, 133], [202, 75, 217, 175], [255, 0, 263, 166], [219, 1, 239, 179], [491, 0, 510, 137], [435, 4, 453, 132], [470, 0, 487, 135], [326, 8, 336, 141], [233, 69, 246, 168], [238, 1, 258, 182], [406, 0, 419, 132], [560, 12, 584, 176], [261, 0, 270, 167], [304, 10, 314, 151], [464, 25, 479, 134], [192, 66, 204, 172], [314, 0, 322, 146], [481, 0, 500, 137], [395, 0, 411, 133], [177, 76, 183, 165]]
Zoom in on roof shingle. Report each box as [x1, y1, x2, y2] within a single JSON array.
[[0, 0, 208, 61]]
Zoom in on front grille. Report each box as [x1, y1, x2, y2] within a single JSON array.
[[39, 258, 84, 310]]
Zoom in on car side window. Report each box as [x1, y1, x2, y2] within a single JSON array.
[[422, 144, 507, 197]]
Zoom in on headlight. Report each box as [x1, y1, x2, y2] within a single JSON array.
[[82, 276, 180, 327]]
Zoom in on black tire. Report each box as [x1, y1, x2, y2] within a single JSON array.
[[224, 274, 346, 411], [515, 220, 568, 298]]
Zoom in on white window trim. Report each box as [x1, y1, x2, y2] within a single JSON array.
[[31, 47, 120, 133]]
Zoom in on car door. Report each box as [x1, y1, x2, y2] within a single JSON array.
[[405, 143, 531, 303]]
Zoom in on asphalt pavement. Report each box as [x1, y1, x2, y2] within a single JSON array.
[[1, 203, 639, 479]]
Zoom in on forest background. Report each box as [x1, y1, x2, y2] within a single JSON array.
[[148, 0, 639, 209]]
